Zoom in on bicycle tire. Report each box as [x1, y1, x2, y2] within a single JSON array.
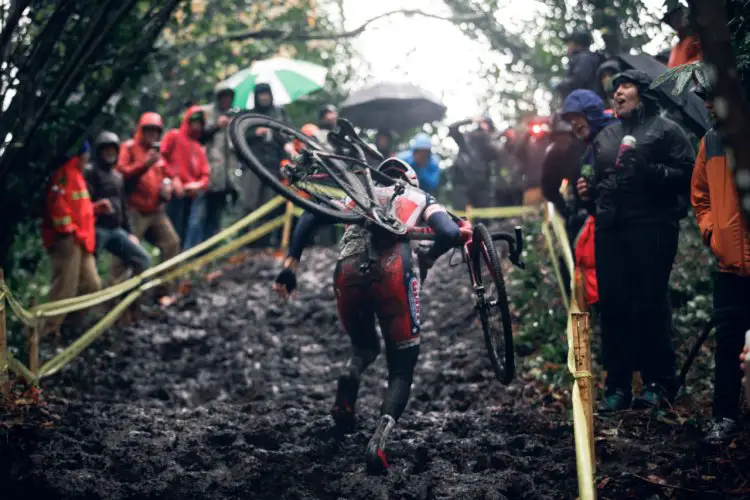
[[471, 223, 515, 384], [229, 112, 366, 224]]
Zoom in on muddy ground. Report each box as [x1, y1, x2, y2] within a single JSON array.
[[2, 248, 750, 499]]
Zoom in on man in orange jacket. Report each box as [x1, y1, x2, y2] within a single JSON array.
[[163, 106, 210, 250], [662, 3, 702, 69], [40, 142, 102, 336], [692, 86, 750, 445], [115, 112, 180, 296]]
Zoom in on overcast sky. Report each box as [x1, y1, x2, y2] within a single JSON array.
[[338, 0, 672, 124]]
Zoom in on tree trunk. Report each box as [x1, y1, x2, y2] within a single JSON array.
[[687, 0, 750, 229]]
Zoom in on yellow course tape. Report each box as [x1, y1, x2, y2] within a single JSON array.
[[452, 205, 537, 218]]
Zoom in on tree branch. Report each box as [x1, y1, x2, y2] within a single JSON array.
[[179, 8, 485, 48]]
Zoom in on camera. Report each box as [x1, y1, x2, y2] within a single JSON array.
[[152, 142, 161, 152]]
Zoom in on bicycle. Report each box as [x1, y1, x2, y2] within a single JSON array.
[[230, 113, 525, 384]]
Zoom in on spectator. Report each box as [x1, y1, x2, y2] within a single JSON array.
[[240, 82, 296, 248], [39, 142, 101, 337], [692, 86, 750, 445], [662, 3, 702, 69], [397, 133, 441, 195], [557, 30, 602, 100], [116, 112, 180, 299], [596, 59, 622, 108], [316, 104, 338, 147], [541, 114, 588, 218], [163, 106, 210, 250], [448, 115, 503, 208], [575, 70, 695, 411], [201, 84, 240, 241], [85, 131, 151, 278], [374, 129, 394, 158], [514, 116, 553, 205]]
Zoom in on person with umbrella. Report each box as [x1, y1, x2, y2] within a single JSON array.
[[396, 133, 441, 195], [575, 69, 695, 411]]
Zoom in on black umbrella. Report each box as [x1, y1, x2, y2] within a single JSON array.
[[340, 82, 447, 131], [616, 53, 709, 136]]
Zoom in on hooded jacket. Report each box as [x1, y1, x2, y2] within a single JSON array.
[[41, 155, 96, 253], [245, 83, 290, 173], [692, 127, 750, 276], [162, 105, 210, 193], [588, 71, 696, 229], [118, 112, 170, 214], [396, 133, 441, 193], [201, 84, 239, 193], [85, 131, 130, 231], [668, 34, 701, 69], [558, 47, 603, 100]]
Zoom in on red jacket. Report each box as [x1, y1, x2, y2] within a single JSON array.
[[118, 112, 170, 214], [574, 215, 598, 305], [162, 105, 210, 195], [41, 156, 96, 253], [668, 35, 702, 69]]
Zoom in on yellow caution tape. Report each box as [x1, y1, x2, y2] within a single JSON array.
[[452, 205, 537, 219], [541, 220, 571, 316], [6, 351, 36, 385]]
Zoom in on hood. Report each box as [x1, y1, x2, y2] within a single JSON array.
[[410, 132, 432, 151], [597, 59, 622, 80], [94, 131, 120, 168], [561, 90, 618, 139], [134, 112, 164, 146], [254, 82, 273, 111], [612, 69, 660, 115], [180, 105, 206, 139], [214, 82, 235, 106]]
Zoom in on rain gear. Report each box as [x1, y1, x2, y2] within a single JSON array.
[[41, 154, 96, 253], [668, 35, 701, 68], [692, 128, 750, 276], [574, 215, 598, 305], [201, 84, 240, 194], [162, 105, 210, 193], [397, 133, 441, 194], [118, 112, 170, 214], [558, 46, 603, 100]]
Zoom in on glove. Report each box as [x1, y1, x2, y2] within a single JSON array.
[[457, 219, 473, 243], [275, 268, 297, 295], [415, 246, 435, 283]]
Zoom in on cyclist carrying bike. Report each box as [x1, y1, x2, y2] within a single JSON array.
[[273, 157, 471, 473]]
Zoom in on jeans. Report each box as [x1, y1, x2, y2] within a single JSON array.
[[95, 227, 151, 271], [168, 196, 205, 250], [712, 271, 750, 419], [202, 191, 228, 241], [595, 223, 679, 395]]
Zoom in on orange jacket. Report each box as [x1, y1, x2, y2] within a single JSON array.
[[691, 129, 750, 276], [574, 215, 598, 305], [117, 112, 171, 214], [162, 105, 210, 194], [668, 35, 702, 69], [41, 156, 96, 253]]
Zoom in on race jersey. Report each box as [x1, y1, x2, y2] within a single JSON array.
[[338, 184, 445, 261]]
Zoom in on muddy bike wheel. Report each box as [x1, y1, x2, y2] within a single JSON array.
[[471, 223, 515, 384], [229, 112, 367, 224]]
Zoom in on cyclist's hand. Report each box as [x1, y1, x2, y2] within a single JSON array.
[[458, 219, 473, 243], [274, 268, 297, 299]]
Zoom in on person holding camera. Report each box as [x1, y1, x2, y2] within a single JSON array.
[[85, 131, 151, 279], [200, 84, 240, 240], [115, 112, 180, 296]]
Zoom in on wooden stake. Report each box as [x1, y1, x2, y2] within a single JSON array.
[[0, 268, 8, 401], [572, 311, 595, 473], [27, 297, 39, 379], [279, 201, 295, 253]]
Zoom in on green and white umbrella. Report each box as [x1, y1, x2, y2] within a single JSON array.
[[220, 58, 328, 109]]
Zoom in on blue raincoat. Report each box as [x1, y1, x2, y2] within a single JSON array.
[[397, 133, 441, 193]]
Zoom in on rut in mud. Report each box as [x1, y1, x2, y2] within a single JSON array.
[[1, 247, 749, 499]]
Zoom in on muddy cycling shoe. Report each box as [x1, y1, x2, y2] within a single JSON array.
[[703, 417, 739, 447], [599, 388, 632, 413], [330, 369, 360, 433], [365, 415, 396, 474]]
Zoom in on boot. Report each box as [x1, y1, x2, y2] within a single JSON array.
[[599, 388, 632, 413], [632, 383, 669, 410], [703, 417, 739, 447], [365, 414, 396, 474], [330, 363, 361, 433]]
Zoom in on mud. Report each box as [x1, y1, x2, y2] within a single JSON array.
[[1, 248, 749, 499]]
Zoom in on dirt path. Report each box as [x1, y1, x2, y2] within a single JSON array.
[[1, 249, 748, 499]]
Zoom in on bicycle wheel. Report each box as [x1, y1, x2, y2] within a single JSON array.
[[229, 112, 367, 224], [471, 223, 515, 384]]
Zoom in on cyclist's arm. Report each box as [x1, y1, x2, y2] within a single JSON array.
[[423, 201, 462, 261], [283, 210, 337, 269]]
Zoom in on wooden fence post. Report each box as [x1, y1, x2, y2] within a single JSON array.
[[0, 268, 8, 401], [26, 297, 39, 380], [572, 311, 595, 472], [279, 201, 295, 254]]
